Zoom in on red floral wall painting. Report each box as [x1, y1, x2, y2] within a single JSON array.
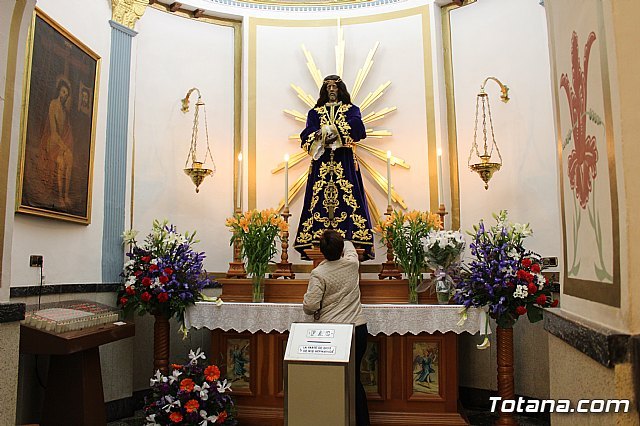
[[547, 0, 620, 307]]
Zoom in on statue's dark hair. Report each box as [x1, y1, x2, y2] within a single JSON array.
[[315, 75, 351, 107], [319, 229, 344, 261]]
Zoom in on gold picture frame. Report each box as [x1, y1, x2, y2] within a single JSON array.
[[16, 8, 100, 224]]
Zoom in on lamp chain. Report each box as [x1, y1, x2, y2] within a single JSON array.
[[486, 95, 503, 163], [202, 104, 216, 172], [186, 101, 201, 168], [482, 95, 489, 156], [469, 93, 481, 165]]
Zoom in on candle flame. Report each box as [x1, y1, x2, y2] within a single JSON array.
[[238, 152, 243, 162], [386, 150, 391, 159], [284, 153, 290, 162], [437, 148, 442, 157]]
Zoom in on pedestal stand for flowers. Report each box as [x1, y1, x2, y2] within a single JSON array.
[[154, 313, 170, 374], [496, 326, 517, 426]]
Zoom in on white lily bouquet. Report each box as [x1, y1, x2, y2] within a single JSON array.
[[422, 230, 465, 304]]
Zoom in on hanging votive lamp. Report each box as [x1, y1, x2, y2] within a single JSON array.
[[181, 87, 216, 193], [468, 77, 509, 190]]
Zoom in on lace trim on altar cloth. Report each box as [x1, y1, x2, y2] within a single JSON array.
[[185, 302, 483, 336]]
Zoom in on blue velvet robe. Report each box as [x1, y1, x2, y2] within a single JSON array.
[[294, 102, 374, 260]]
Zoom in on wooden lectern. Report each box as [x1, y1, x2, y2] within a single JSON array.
[[20, 321, 135, 426]]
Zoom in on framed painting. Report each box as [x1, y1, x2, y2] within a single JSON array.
[[223, 335, 254, 395], [17, 8, 100, 224], [407, 337, 443, 400], [360, 336, 385, 400], [546, 0, 620, 306]]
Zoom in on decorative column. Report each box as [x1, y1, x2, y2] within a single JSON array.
[[101, 2, 147, 282], [496, 326, 517, 426]]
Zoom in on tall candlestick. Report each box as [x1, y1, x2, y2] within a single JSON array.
[[386, 151, 392, 206], [237, 152, 243, 210], [437, 148, 444, 205], [284, 153, 290, 208]]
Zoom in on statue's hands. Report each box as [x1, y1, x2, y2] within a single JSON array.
[[324, 133, 338, 147], [321, 124, 339, 147]]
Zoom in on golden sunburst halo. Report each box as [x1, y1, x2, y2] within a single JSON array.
[[276, 19, 409, 225]]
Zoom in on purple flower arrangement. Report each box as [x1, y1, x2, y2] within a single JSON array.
[[454, 211, 556, 329], [118, 220, 214, 327], [144, 348, 237, 425]]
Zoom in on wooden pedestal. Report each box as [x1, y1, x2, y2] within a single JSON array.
[[20, 322, 135, 426]]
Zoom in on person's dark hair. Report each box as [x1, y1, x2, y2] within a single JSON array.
[[319, 229, 344, 261], [315, 74, 351, 107]]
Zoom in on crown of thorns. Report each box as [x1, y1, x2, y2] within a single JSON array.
[[323, 77, 342, 84]]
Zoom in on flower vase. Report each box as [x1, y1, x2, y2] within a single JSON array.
[[252, 274, 265, 303], [407, 274, 421, 304], [153, 313, 170, 375], [433, 269, 453, 305]]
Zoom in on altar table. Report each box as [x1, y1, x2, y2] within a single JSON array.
[[186, 302, 481, 425]]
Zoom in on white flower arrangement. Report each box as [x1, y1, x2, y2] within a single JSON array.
[[423, 229, 466, 270]]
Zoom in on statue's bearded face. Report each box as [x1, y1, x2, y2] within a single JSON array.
[[326, 81, 339, 102]]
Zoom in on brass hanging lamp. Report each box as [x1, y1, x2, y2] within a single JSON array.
[[181, 88, 215, 193], [468, 77, 509, 190]]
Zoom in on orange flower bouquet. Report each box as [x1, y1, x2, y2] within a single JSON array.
[[144, 348, 236, 425], [375, 210, 441, 303], [225, 209, 288, 302]]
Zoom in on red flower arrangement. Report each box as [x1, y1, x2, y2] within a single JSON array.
[[117, 220, 216, 330], [455, 211, 557, 329]]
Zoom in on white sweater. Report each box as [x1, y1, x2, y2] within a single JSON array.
[[302, 241, 366, 326]]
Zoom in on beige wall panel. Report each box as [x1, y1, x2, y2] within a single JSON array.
[[133, 8, 237, 273]]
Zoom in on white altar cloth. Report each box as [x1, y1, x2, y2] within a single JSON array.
[[185, 302, 483, 336]]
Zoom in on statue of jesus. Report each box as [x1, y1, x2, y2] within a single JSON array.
[[293, 75, 374, 261]]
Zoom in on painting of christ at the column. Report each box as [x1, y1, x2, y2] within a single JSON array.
[[17, 8, 99, 224]]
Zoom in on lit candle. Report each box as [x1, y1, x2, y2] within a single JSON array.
[[237, 152, 243, 210], [386, 151, 392, 207], [437, 148, 444, 206], [284, 153, 290, 208]]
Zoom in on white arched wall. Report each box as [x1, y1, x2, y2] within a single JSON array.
[[451, 0, 561, 263], [449, 0, 560, 399], [131, 8, 237, 273]]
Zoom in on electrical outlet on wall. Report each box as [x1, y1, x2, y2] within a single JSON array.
[[29, 255, 43, 267], [542, 257, 558, 268]]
